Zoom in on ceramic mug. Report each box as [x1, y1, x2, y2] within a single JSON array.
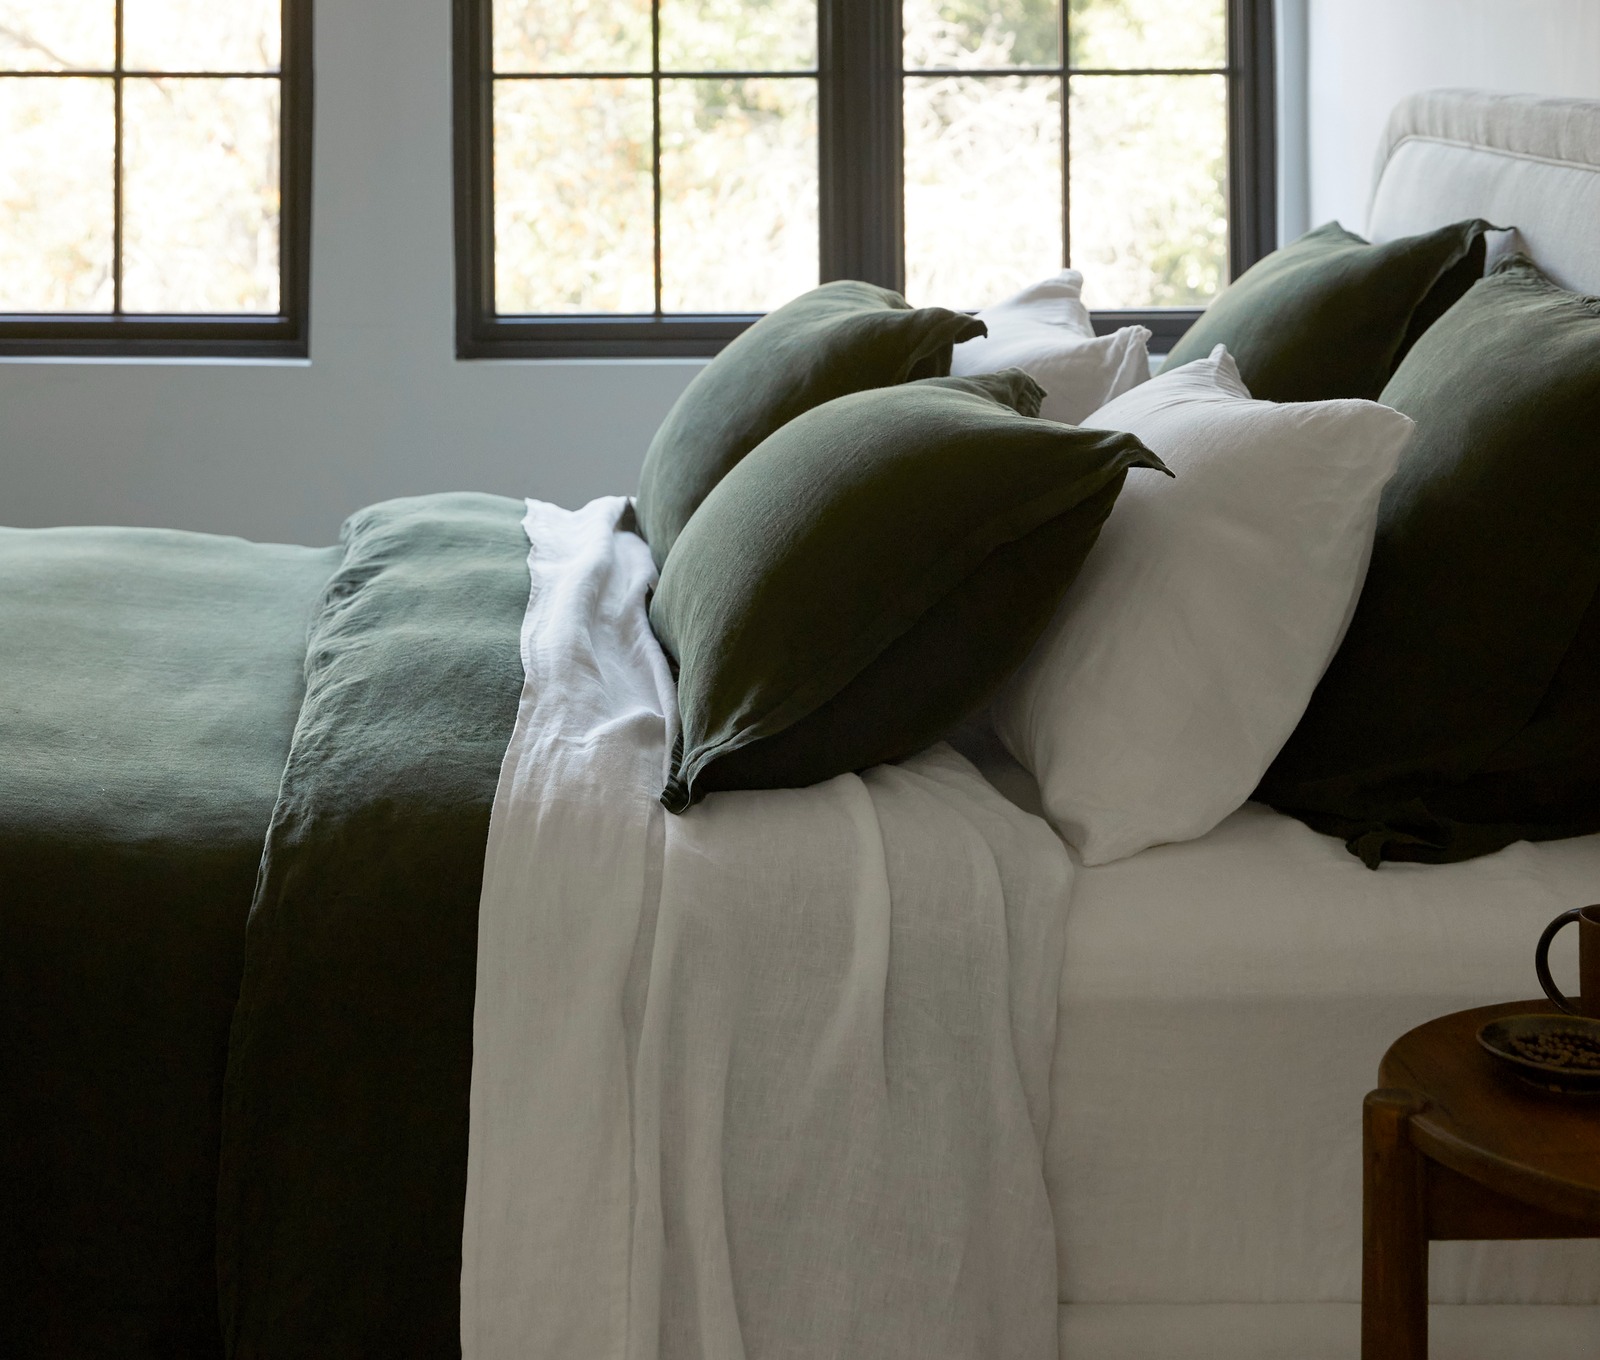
[[1536, 903, 1600, 1017]]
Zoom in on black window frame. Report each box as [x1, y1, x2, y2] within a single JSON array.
[[454, 0, 1274, 360], [0, 0, 314, 360]]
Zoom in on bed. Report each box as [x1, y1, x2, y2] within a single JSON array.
[[2, 88, 1598, 1360]]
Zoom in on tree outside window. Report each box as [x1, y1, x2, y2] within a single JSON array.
[[458, 0, 1271, 355], [0, 0, 310, 357]]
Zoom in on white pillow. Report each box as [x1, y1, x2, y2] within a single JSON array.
[[950, 269, 1151, 424], [991, 344, 1416, 866]]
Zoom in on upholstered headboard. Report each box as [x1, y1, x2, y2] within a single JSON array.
[[1367, 88, 1600, 296]]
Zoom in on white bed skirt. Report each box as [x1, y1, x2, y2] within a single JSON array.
[[1047, 801, 1600, 1307], [1059, 1303, 1600, 1360], [950, 720, 1600, 1314]]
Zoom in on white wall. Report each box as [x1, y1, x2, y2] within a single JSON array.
[[0, 0, 702, 545], [1276, 0, 1311, 244], [1307, 0, 1600, 234]]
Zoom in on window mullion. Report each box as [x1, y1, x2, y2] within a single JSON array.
[[1227, 0, 1277, 278], [1060, 0, 1070, 271], [651, 0, 663, 317], [453, 0, 495, 347], [112, 0, 124, 314], [818, 0, 901, 292]]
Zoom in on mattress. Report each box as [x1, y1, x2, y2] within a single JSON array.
[[951, 723, 1600, 1309]]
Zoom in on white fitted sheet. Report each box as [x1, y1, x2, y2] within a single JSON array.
[[1047, 799, 1600, 1306]]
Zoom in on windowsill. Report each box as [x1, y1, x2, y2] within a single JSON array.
[[0, 355, 313, 368], [454, 354, 710, 367], [456, 308, 1205, 361]]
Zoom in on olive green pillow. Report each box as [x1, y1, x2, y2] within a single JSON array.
[[635, 281, 985, 567], [1259, 255, 1600, 865], [648, 370, 1166, 811], [1164, 219, 1491, 402]]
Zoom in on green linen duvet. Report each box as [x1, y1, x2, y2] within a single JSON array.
[[0, 497, 530, 1359]]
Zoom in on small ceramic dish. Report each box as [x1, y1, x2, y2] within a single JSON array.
[[1478, 1013, 1600, 1095]]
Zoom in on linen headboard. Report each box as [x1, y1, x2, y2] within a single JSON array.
[[1367, 88, 1600, 296]]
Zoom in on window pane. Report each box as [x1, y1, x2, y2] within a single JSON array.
[[123, 0, 280, 72], [494, 78, 653, 313], [0, 77, 114, 309], [904, 74, 1061, 309], [659, 0, 815, 73], [0, 0, 114, 72], [1068, 0, 1225, 70], [1068, 74, 1226, 308], [659, 77, 817, 312], [122, 77, 281, 312], [903, 0, 1058, 71], [493, 0, 651, 74]]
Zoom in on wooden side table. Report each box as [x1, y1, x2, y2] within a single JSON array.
[[1363, 1000, 1600, 1359]]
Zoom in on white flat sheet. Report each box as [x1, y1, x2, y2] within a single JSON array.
[[461, 498, 1075, 1359], [1048, 799, 1600, 1306]]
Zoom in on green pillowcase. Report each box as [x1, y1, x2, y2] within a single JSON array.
[[635, 281, 986, 567], [1164, 219, 1491, 402], [648, 369, 1165, 811], [1259, 255, 1600, 865]]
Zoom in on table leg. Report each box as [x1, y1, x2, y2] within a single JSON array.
[[1363, 1088, 1430, 1360]]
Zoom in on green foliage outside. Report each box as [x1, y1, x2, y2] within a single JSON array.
[[0, 0, 1231, 317], [903, 0, 1228, 308], [0, 0, 283, 313], [494, 0, 817, 313]]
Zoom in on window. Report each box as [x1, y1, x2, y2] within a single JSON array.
[[455, 0, 1274, 357], [0, 0, 312, 357]]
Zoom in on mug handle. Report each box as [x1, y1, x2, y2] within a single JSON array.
[[1536, 908, 1586, 1015]]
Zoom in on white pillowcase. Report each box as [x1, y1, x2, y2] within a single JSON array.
[[950, 269, 1151, 424], [991, 344, 1416, 866]]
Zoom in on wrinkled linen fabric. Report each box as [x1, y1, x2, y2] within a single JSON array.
[[462, 496, 1071, 1360], [1, 526, 339, 1360], [949, 268, 1152, 425]]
